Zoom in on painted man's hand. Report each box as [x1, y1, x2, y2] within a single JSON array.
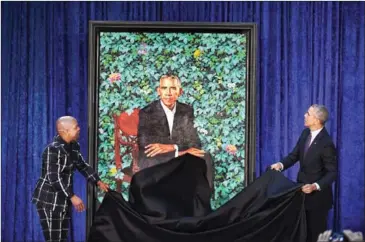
[[179, 148, 205, 158], [145, 143, 175, 157], [97, 180, 110, 192]]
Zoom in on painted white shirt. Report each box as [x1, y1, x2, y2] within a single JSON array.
[[160, 101, 178, 157], [160, 100, 177, 136]]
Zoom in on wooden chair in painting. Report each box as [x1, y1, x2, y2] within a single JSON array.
[[113, 108, 140, 192]]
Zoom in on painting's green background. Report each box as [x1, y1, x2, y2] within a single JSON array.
[[97, 32, 247, 209]]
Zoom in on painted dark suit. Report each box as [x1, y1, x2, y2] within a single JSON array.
[[137, 100, 214, 188]]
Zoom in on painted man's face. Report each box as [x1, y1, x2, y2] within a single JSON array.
[[157, 77, 182, 110]]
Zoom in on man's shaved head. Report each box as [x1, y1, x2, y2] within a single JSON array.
[[56, 116, 77, 132], [56, 116, 80, 142]]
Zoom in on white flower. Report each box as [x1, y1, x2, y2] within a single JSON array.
[[141, 89, 151, 95], [198, 128, 208, 135], [115, 172, 124, 179], [227, 83, 236, 89]]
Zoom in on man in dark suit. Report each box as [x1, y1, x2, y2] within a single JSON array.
[[271, 104, 337, 242], [137, 74, 214, 188], [32, 116, 109, 242]]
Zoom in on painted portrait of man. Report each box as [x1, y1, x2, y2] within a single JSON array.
[[95, 30, 252, 209]]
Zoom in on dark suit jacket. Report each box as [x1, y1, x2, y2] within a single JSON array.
[[281, 127, 337, 210], [32, 135, 100, 211], [137, 100, 201, 169]]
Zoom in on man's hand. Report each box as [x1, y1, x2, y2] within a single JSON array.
[[179, 148, 205, 158], [301, 184, 317, 194], [97, 181, 110, 192], [70, 195, 85, 212], [270, 162, 283, 171], [145, 143, 175, 157]]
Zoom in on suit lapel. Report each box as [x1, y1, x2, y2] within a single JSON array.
[[303, 127, 327, 162], [171, 102, 182, 139], [59, 145, 69, 156], [156, 101, 171, 137], [300, 129, 310, 161], [54, 136, 70, 157]]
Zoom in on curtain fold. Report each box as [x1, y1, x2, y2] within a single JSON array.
[[2, 1, 364, 241]]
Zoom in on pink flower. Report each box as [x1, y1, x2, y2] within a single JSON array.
[[108, 73, 121, 83], [225, 144, 237, 155]]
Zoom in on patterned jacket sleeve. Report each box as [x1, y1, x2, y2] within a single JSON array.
[[46, 146, 74, 198], [73, 142, 100, 184]]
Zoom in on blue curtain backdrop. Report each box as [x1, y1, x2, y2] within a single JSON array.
[[2, 1, 364, 241]]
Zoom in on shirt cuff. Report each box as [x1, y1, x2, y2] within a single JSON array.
[[174, 145, 179, 157], [314, 183, 321, 191], [278, 162, 284, 171]]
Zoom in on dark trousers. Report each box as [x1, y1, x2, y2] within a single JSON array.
[[36, 206, 71, 242], [306, 209, 329, 242]]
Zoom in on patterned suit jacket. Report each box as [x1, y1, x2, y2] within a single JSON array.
[[32, 135, 100, 211]]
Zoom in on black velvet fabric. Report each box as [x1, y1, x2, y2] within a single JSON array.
[[88, 154, 307, 242]]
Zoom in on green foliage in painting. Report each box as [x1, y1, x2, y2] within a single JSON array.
[[97, 32, 247, 209]]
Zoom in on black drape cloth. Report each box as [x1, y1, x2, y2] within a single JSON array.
[[88, 154, 307, 242]]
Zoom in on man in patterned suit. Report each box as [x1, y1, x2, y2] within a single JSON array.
[[271, 104, 337, 242], [32, 116, 109, 242]]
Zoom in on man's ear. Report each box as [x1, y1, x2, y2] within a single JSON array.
[[157, 87, 161, 96], [179, 88, 183, 96], [57, 129, 67, 139], [60, 128, 70, 136]]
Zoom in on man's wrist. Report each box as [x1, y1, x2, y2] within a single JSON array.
[[313, 183, 320, 191]]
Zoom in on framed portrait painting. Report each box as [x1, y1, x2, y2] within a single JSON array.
[[87, 21, 257, 231]]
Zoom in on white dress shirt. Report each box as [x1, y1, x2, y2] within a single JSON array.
[[308, 127, 323, 146], [279, 127, 324, 190], [160, 101, 179, 157]]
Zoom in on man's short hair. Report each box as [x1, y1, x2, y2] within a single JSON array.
[[159, 74, 181, 88], [311, 104, 329, 124]]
